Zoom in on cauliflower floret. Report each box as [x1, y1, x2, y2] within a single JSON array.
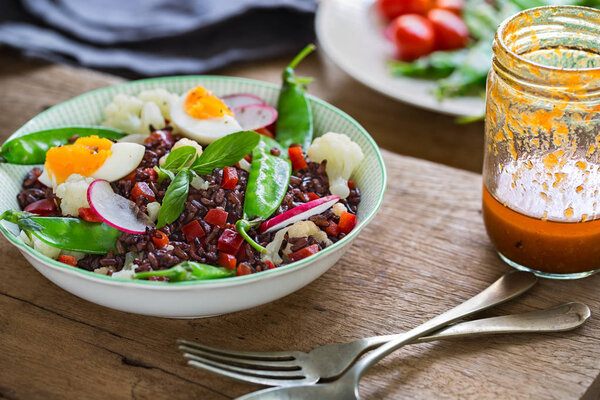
[[146, 201, 161, 222], [332, 202, 347, 217], [32, 235, 61, 259], [102, 94, 144, 134], [55, 174, 95, 216], [159, 138, 203, 166], [307, 132, 364, 199], [102, 89, 179, 134], [190, 174, 209, 190], [139, 101, 165, 132], [138, 88, 178, 120], [262, 220, 332, 265]]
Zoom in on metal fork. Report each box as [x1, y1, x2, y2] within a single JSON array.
[[179, 271, 538, 386]]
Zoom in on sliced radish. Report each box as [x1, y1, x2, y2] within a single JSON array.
[[233, 104, 278, 131], [87, 179, 154, 234], [259, 195, 340, 234], [222, 93, 265, 109]]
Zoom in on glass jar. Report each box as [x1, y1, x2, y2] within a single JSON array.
[[483, 6, 600, 279]]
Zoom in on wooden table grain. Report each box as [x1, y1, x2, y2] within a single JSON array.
[[0, 52, 599, 400]]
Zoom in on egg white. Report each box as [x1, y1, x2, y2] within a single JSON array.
[[170, 94, 243, 145], [38, 142, 145, 187]]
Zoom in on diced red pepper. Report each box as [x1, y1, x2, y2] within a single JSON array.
[[236, 263, 253, 276], [348, 180, 356, 190], [181, 220, 205, 242], [78, 207, 103, 223], [58, 255, 77, 266], [131, 182, 155, 202], [236, 242, 247, 262], [152, 230, 169, 248], [338, 212, 357, 234], [288, 244, 319, 262], [244, 154, 252, 163], [144, 168, 158, 182], [325, 220, 340, 237], [204, 208, 228, 228], [24, 198, 57, 216], [265, 261, 276, 270], [221, 166, 239, 190], [123, 171, 137, 182], [288, 146, 308, 170], [144, 129, 174, 147], [255, 127, 275, 139], [218, 228, 245, 254], [218, 252, 237, 270], [306, 192, 320, 201]]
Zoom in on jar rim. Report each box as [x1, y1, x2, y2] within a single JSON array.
[[496, 5, 600, 74]]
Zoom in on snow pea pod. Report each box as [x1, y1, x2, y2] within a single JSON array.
[[276, 44, 315, 151], [0, 126, 127, 165], [133, 261, 235, 282], [0, 210, 120, 254], [237, 140, 291, 253]]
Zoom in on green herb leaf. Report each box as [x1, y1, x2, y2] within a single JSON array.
[[157, 168, 191, 228], [163, 146, 198, 171], [0, 210, 43, 231], [191, 131, 260, 175], [154, 166, 175, 183]]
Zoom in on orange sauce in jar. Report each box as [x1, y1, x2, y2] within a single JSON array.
[[482, 156, 600, 274]]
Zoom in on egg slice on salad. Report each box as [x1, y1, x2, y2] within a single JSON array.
[[171, 85, 242, 144], [38, 135, 145, 187]]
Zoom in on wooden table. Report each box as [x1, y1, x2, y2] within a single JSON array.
[[1, 51, 599, 400]]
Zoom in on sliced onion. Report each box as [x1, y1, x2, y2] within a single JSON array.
[[233, 104, 278, 131], [87, 179, 154, 234], [259, 195, 340, 234], [222, 93, 265, 109]]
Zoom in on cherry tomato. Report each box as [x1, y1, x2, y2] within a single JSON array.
[[390, 14, 435, 61], [24, 198, 58, 216], [377, 0, 433, 20], [427, 8, 469, 50], [435, 0, 464, 14]]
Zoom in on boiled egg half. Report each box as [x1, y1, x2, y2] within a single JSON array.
[[38, 135, 145, 186], [170, 85, 242, 144]]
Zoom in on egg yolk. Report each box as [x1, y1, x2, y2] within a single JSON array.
[[184, 86, 233, 119], [44, 135, 113, 184]]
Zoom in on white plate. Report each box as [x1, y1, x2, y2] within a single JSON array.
[[316, 0, 485, 117]]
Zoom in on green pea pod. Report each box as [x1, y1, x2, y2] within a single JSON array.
[[276, 44, 315, 151], [0, 210, 120, 254], [0, 126, 127, 165], [133, 261, 235, 282], [237, 142, 291, 253]]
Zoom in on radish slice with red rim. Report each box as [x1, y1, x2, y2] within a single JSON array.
[[260, 195, 340, 234], [222, 93, 265, 109], [233, 104, 278, 131], [87, 179, 154, 234]]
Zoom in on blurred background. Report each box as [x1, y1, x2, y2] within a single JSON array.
[[0, 0, 485, 172]]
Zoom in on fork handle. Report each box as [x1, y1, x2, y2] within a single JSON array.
[[350, 271, 537, 380], [365, 302, 589, 346]]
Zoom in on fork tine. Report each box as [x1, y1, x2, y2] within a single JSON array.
[[185, 354, 306, 378], [182, 350, 301, 371], [186, 359, 308, 387], [177, 339, 295, 361]]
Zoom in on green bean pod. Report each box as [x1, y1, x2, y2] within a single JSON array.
[[0, 126, 127, 165], [1, 210, 121, 254], [275, 44, 316, 151], [133, 261, 235, 282]]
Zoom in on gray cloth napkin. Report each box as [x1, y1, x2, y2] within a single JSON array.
[[0, 0, 317, 76]]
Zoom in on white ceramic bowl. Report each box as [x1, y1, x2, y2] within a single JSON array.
[[0, 76, 386, 318]]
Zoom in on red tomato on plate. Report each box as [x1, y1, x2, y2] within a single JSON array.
[[389, 14, 435, 61], [435, 0, 464, 14], [377, 0, 433, 20], [427, 8, 469, 50]]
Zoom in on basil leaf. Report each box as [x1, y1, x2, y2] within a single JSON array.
[[191, 131, 260, 175], [164, 146, 198, 171], [157, 168, 191, 228], [154, 166, 175, 183]]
